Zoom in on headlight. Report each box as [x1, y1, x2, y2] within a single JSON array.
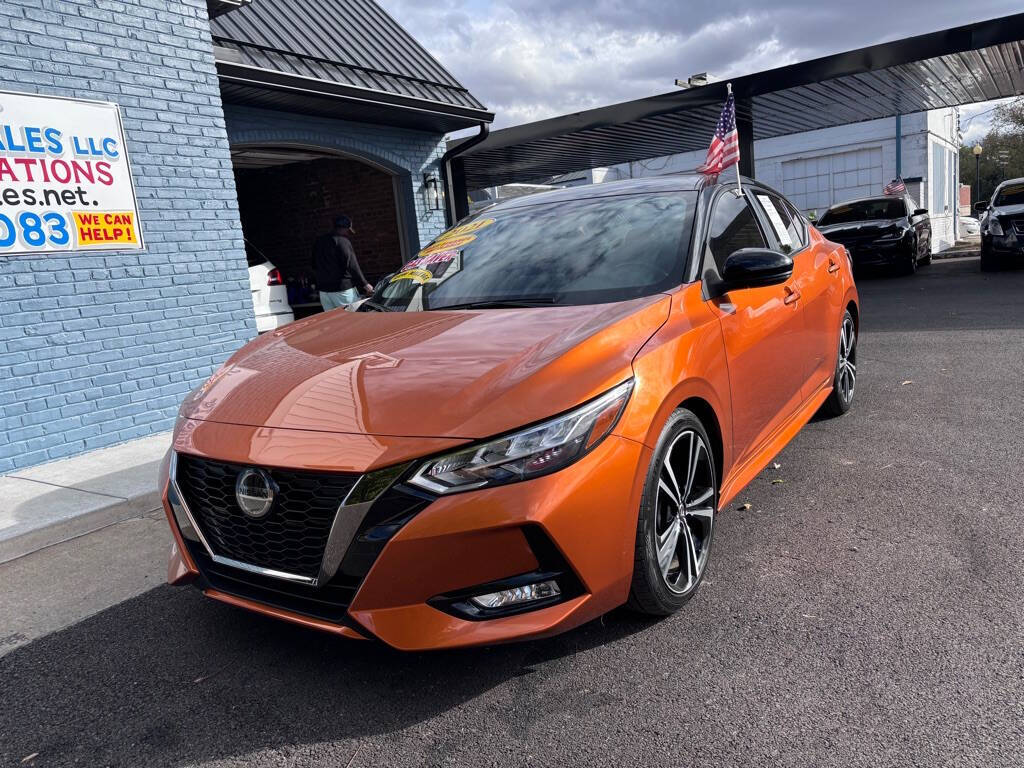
[[408, 380, 634, 494], [877, 227, 909, 241], [988, 217, 1004, 237]]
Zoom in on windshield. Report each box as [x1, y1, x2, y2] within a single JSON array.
[[993, 183, 1024, 207], [818, 198, 906, 225], [363, 191, 696, 312]]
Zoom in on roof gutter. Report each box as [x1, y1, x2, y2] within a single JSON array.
[[207, 0, 251, 19], [439, 123, 490, 227]]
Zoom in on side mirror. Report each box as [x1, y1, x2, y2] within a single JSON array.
[[913, 208, 928, 216], [720, 248, 794, 292], [974, 201, 989, 213]]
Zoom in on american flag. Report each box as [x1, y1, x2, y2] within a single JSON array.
[[883, 177, 907, 195], [697, 90, 740, 176]]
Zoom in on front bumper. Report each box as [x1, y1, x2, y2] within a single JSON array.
[[982, 233, 1024, 258], [163, 424, 649, 650], [846, 238, 912, 268]]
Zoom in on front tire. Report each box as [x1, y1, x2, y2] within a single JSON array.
[[628, 409, 717, 616], [980, 245, 999, 272], [820, 310, 857, 417], [899, 247, 918, 276]]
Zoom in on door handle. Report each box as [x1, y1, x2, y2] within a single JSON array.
[[784, 286, 801, 305], [827, 258, 841, 274]]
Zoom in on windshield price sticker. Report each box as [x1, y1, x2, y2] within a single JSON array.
[[390, 268, 433, 284], [443, 218, 494, 238], [402, 250, 457, 271], [756, 194, 792, 248], [419, 234, 475, 256], [0, 90, 143, 256]]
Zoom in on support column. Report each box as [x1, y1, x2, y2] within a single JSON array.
[[736, 97, 754, 178], [895, 113, 902, 177]]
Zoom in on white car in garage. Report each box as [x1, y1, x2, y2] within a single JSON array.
[[958, 216, 981, 238], [246, 245, 294, 332]]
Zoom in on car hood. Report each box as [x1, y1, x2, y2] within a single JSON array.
[[181, 295, 671, 439], [818, 218, 904, 240], [991, 202, 1024, 218]]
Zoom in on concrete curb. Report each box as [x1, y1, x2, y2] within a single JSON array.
[[0, 493, 164, 565], [0, 433, 171, 565]]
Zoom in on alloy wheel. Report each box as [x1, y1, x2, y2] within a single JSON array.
[[654, 430, 715, 594], [837, 315, 857, 403]]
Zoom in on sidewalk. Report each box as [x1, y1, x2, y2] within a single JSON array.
[[0, 433, 170, 564], [935, 235, 981, 259]]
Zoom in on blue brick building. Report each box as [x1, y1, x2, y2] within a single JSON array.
[[0, 0, 491, 472]]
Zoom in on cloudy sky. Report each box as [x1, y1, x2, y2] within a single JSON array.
[[379, 0, 1019, 139]]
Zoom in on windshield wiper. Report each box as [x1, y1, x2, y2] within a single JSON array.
[[429, 298, 559, 311]]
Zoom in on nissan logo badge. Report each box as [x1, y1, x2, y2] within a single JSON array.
[[235, 468, 275, 519]]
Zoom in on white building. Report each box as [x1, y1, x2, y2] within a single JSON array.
[[556, 108, 961, 253]]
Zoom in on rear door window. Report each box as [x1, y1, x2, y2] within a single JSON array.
[[753, 192, 805, 253]]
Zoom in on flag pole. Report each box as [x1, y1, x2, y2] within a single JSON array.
[[729, 83, 742, 194]]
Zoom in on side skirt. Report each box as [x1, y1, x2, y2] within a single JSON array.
[[718, 382, 832, 510]]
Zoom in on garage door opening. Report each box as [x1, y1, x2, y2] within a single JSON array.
[[231, 145, 413, 321]]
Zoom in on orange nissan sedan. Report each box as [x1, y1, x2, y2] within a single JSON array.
[[161, 174, 858, 650]]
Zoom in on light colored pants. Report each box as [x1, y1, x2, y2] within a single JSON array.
[[320, 288, 359, 310]]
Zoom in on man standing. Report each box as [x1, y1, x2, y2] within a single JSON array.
[[312, 215, 374, 310]]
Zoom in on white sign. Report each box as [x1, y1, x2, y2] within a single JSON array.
[[756, 194, 793, 250], [0, 90, 143, 256]]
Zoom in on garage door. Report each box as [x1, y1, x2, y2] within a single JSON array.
[[782, 148, 883, 214]]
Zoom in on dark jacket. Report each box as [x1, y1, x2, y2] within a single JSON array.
[[312, 233, 368, 292]]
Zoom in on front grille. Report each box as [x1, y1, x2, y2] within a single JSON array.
[[1011, 218, 1024, 236], [187, 544, 361, 624], [176, 454, 360, 579]]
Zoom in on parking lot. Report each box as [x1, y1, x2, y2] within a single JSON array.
[[1, 257, 1022, 768]]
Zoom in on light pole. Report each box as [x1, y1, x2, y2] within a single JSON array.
[[973, 144, 983, 204]]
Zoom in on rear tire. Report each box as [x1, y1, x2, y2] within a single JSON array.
[[820, 310, 857, 418], [628, 409, 717, 616]]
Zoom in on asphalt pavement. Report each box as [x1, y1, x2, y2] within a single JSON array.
[[1, 257, 1022, 767]]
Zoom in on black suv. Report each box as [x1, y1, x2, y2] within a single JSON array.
[[816, 196, 931, 276], [975, 178, 1024, 272]]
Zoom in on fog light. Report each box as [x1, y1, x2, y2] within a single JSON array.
[[470, 579, 561, 609]]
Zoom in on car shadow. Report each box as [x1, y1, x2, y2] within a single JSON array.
[[0, 584, 658, 767]]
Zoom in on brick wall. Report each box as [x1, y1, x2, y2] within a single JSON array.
[[0, 0, 253, 472], [234, 157, 404, 286]]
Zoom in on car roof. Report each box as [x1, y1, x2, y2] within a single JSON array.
[[993, 177, 1024, 192], [824, 196, 907, 211], [484, 173, 749, 213]]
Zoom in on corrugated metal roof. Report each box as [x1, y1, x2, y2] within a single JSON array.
[[456, 13, 1024, 189], [210, 0, 487, 112]]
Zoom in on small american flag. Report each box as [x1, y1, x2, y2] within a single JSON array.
[[883, 177, 907, 196], [697, 89, 740, 177]]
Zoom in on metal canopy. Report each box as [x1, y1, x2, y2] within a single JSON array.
[[454, 12, 1024, 190], [211, 0, 493, 131]]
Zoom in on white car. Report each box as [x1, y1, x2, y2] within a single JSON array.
[[958, 216, 981, 238], [247, 258, 294, 333]]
